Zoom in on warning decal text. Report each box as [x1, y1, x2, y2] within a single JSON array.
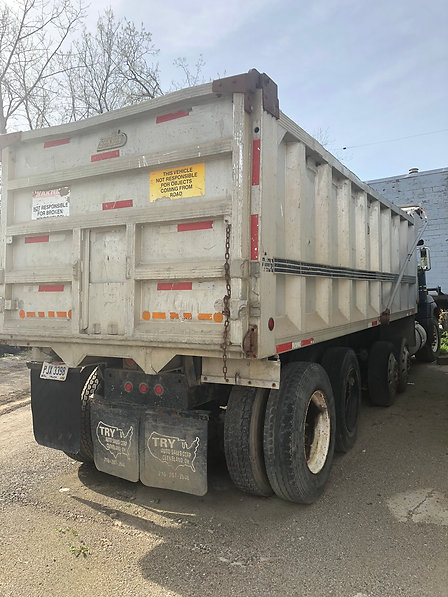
[[150, 163, 205, 202], [32, 187, 70, 220]]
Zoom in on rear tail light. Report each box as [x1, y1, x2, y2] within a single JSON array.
[[124, 381, 133, 393], [139, 382, 149, 394]]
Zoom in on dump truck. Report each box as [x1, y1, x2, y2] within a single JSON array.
[[0, 69, 440, 503]]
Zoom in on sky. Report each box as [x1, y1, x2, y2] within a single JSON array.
[[84, 0, 447, 181]]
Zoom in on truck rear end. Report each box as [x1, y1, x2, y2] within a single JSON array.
[[0, 70, 425, 502]]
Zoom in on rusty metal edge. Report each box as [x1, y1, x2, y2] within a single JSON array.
[[212, 69, 279, 119]]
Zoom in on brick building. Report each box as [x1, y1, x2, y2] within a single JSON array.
[[368, 167, 448, 291]]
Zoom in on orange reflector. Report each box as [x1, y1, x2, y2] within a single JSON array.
[[19, 310, 25, 319], [48, 311, 55, 318], [142, 311, 150, 321], [152, 312, 166, 320], [213, 312, 223, 323], [198, 313, 213, 321], [38, 312, 45, 318], [68, 310, 72, 320], [183, 313, 192, 320], [170, 312, 179, 319], [26, 312, 36, 318], [56, 311, 67, 318]]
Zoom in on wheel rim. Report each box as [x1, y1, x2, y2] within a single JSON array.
[[344, 369, 359, 432], [400, 344, 410, 377], [303, 390, 331, 474], [387, 353, 399, 389]]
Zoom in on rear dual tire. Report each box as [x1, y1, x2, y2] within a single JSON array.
[[64, 367, 102, 463], [224, 362, 336, 504], [263, 362, 335, 504], [394, 337, 410, 393], [321, 348, 361, 453], [368, 341, 399, 407], [224, 386, 272, 497]]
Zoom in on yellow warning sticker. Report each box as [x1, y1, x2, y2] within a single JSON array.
[[150, 163, 205, 202]]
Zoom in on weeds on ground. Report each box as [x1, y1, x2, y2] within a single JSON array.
[[56, 527, 91, 557], [70, 542, 91, 557]]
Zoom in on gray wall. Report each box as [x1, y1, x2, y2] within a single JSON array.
[[368, 168, 448, 292]]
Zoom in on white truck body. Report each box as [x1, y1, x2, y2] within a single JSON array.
[[1, 71, 429, 501], [0, 71, 417, 389]]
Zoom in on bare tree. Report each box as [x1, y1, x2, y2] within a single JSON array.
[[60, 9, 162, 121], [171, 55, 206, 90], [0, 0, 84, 133]]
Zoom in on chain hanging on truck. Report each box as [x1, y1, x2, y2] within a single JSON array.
[[221, 222, 232, 382]]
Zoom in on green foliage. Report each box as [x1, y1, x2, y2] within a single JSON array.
[[70, 542, 90, 557], [440, 331, 448, 355], [56, 527, 90, 556]]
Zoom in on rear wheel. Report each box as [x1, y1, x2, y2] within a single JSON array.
[[224, 386, 272, 497], [367, 341, 398, 406], [321, 347, 361, 453], [64, 367, 103, 462], [263, 362, 335, 504], [416, 318, 440, 362], [394, 337, 410, 393]]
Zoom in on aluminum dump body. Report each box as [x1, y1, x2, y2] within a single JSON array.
[[0, 71, 417, 383]]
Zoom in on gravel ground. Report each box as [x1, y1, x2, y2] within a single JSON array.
[[0, 356, 446, 597]]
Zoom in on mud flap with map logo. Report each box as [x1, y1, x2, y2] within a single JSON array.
[[90, 399, 140, 482], [140, 409, 209, 496]]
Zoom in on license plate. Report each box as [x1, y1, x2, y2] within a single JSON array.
[[40, 362, 68, 381]]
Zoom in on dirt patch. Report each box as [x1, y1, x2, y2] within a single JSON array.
[[0, 351, 31, 409], [0, 361, 446, 597]]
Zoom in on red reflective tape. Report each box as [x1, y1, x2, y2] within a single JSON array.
[[177, 220, 213, 232], [25, 235, 49, 244], [250, 214, 259, 260], [38, 285, 64, 292], [91, 150, 120, 162], [252, 139, 261, 185], [276, 342, 292, 354], [102, 199, 133, 210], [156, 110, 189, 124], [157, 282, 192, 291], [371, 320, 379, 327], [301, 338, 314, 347], [44, 138, 70, 148]]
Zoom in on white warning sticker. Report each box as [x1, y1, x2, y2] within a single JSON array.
[[32, 187, 70, 220]]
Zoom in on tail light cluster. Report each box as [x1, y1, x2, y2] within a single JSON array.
[[123, 380, 161, 395]]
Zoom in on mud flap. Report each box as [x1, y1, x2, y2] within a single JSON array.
[[30, 368, 83, 453], [90, 398, 140, 482], [140, 409, 209, 496]]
